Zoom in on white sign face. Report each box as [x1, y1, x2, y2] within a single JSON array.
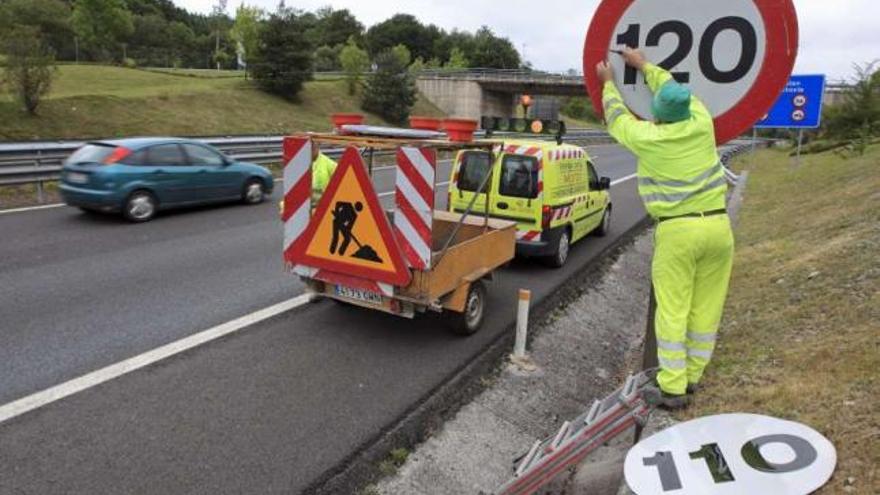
[[625, 414, 837, 495], [610, 0, 767, 119]]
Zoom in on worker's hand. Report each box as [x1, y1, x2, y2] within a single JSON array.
[[596, 61, 614, 83], [622, 47, 647, 70]]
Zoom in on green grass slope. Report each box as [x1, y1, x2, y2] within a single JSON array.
[[0, 65, 444, 141]]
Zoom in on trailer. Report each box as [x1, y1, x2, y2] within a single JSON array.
[[281, 128, 516, 334]]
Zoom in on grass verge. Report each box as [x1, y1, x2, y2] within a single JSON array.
[[682, 145, 880, 493], [0, 65, 443, 141]]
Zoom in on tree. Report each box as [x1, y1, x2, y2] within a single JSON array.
[[362, 49, 416, 126], [71, 0, 134, 61], [308, 7, 363, 48], [166, 21, 195, 67], [314, 44, 341, 72], [339, 37, 369, 95], [229, 4, 264, 74], [211, 0, 228, 69], [391, 44, 411, 67], [2, 26, 56, 115], [250, 10, 313, 99], [468, 26, 520, 69], [0, 0, 72, 60], [364, 14, 439, 62], [444, 47, 469, 70]]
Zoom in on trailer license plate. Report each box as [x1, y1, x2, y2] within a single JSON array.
[[335, 285, 383, 305]]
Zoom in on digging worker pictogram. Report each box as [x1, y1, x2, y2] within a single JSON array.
[[330, 201, 384, 263], [330, 201, 362, 256], [597, 48, 735, 410]]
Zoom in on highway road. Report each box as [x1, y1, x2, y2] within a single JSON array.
[[0, 144, 643, 494]]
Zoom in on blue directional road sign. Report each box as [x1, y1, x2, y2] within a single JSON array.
[[755, 75, 826, 129]]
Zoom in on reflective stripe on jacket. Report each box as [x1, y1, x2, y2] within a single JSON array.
[[602, 64, 726, 218]]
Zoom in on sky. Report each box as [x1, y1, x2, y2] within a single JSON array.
[[179, 0, 877, 82]]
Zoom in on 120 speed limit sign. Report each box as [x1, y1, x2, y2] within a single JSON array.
[[583, 0, 798, 144]]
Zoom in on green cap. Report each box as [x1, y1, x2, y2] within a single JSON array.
[[651, 81, 692, 123]]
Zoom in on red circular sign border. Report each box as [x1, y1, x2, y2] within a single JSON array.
[[582, 0, 799, 144]]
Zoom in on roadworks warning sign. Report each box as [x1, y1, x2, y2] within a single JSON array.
[[288, 147, 411, 286]]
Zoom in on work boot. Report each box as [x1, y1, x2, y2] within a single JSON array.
[[642, 381, 692, 411], [686, 383, 701, 395]]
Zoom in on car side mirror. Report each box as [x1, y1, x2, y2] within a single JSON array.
[[599, 177, 611, 190], [222, 156, 233, 166]]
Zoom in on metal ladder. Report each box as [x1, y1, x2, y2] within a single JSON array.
[[495, 371, 656, 495]]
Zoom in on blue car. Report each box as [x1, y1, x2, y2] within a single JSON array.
[[60, 137, 274, 222]]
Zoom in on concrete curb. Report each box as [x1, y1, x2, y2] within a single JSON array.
[[304, 216, 652, 495]]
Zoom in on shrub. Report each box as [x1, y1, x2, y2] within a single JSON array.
[[2, 26, 56, 115]]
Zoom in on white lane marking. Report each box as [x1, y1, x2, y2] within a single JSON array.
[[0, 203, 66, 215], [611, 173, 637, 186], [0, 294, 311, 424]]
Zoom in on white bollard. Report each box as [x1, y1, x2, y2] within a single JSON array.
[[514, 289, 531, 358]]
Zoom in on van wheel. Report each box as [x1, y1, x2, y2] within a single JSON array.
[[123, 191, 157, 222], [595, 207, 612, 237], [547, 229, 570, 268], [242, 178, 266, 205], [448, 281, 486, 336]]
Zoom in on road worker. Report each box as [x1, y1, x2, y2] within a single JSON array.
[[278, 146, 338, 217], [311, 145, 338, 203], [596, 48, 734, 410]]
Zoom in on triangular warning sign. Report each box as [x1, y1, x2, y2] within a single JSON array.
[[288, 147, 411, 286]]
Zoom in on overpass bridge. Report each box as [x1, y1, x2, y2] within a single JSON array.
[[415, 69, 854, 121], [415, 69, 585, 121]]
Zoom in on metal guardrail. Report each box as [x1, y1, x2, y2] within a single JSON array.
[[0, 129, 612, 197]]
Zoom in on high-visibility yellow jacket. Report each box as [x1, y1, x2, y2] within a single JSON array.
[[312, 153, 337, 202], [602, 64, 726, 219]]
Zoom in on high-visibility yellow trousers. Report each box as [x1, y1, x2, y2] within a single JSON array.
[[653, 214, 734, 395]]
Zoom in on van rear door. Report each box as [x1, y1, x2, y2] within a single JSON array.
[[450, 150, 493, 216], [493, 153, 541, 232]]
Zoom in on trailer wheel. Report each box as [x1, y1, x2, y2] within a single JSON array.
[[449, 280, 486, 336]]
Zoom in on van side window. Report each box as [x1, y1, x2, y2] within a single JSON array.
[[499, 155, 539, 199], [586, 161, 599, 190], [457, 151, 492, 193]]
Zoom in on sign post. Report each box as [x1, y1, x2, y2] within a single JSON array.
[[583, 0, 799, 145], [755, 74, 827, 167]]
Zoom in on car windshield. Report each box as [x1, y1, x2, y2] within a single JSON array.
[[65, 144, 117, 165], [499, 155, 539, 199], [457, 151, 492, 193]]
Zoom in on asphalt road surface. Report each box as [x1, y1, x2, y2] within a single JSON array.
[[0, 144, 643, 494]]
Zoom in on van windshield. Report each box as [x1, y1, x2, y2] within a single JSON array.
[[457, 151, 491, 193], [499, 155, 539, 199]]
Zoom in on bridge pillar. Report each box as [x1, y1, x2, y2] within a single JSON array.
[[416, 78, 517, 121]]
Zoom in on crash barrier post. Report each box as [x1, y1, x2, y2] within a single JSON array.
[[514, 289, 531, 358]]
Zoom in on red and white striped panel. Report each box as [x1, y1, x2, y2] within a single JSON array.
[[394, 147, 436, 270], [516, 231, 541, 242], [552, 205, 573, 221], [282, 137, 312, 271]]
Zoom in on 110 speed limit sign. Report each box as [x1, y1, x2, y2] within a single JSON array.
[[583, 0, 798, 144]]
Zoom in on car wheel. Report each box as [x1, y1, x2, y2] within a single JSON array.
[[595, 207, 612, 237], [547, 229, 570, 268], [448, 281, 487, 336], [123, 191, 157, 222], [243, 178, 265, 205]]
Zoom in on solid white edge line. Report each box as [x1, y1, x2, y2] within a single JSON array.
[[0, 203, 66, 215], [0, 294, 311, 424], [611, 173, 637, 186]]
